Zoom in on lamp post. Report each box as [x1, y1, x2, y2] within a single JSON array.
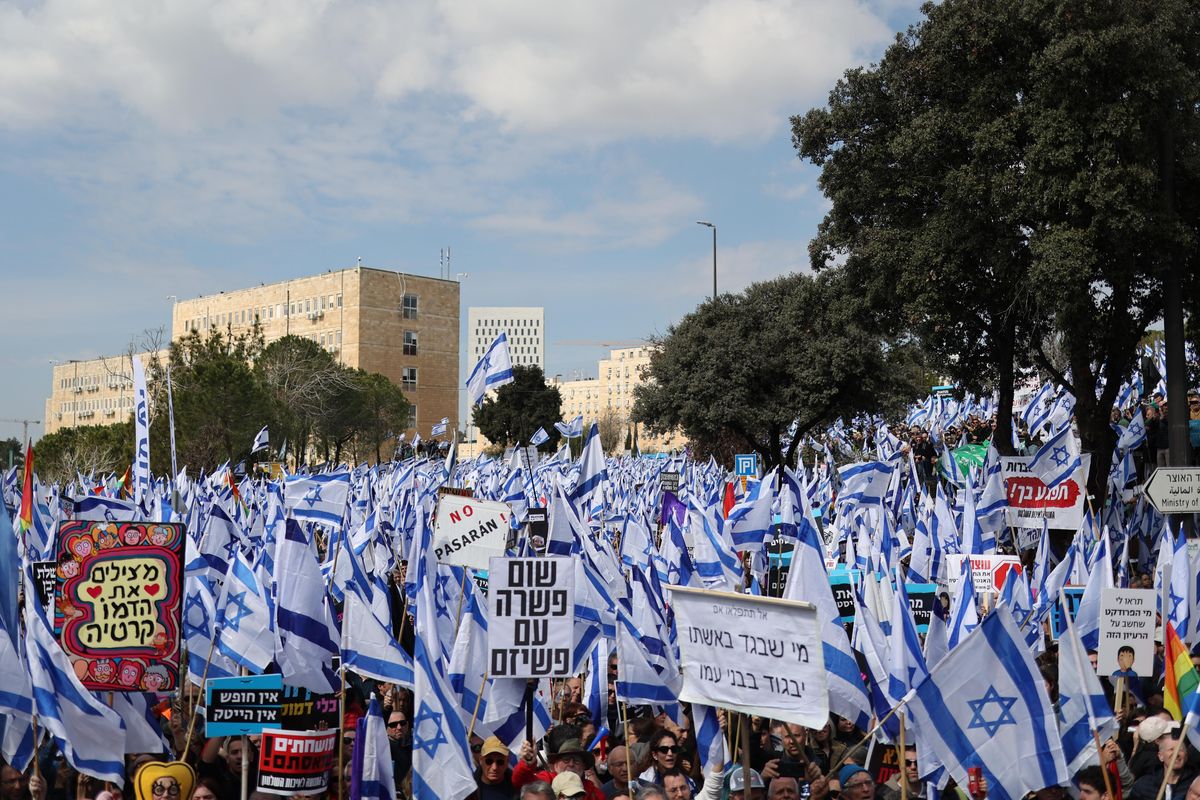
[[696, 221, 716, 300]]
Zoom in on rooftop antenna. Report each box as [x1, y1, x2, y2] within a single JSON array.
[[440, 247, 451, 279], [357, 256, 362, 268]]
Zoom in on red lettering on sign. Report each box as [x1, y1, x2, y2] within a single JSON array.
[[1005, 476, 1079, 509]]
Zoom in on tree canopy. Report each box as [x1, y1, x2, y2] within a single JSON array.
[[633, 271, 929, 469], [472, 365, 563, 451], [793, 0, 1200, 501]]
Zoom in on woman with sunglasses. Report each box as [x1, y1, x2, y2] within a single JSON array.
[[638, 731, 695, 792]]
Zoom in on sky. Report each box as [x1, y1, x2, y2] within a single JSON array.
[[0, 0, 924, 442]]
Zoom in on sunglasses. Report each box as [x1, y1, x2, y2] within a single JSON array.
[[483, 756, 507, 766], [152, 785, 180, 798], [654, 745, 682, 755], [387, 720, 408, 728]]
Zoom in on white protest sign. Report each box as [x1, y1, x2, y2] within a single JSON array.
[[433, 494, 510, 570], [1002, 455, 1090, 530], [1098, 588, 1155, 680], [488, 557, 574, 678], [668, 585, 828, 728], [944, 554, 1023, 595]]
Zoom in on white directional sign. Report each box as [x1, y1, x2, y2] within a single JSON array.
[[1145, 467, 1200, 514]]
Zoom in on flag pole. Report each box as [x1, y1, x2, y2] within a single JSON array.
[[897, 712, 907, 800], [739, 713, 751, 800], [1155, 723, 1189, 800], [466, 671, 489, 740]]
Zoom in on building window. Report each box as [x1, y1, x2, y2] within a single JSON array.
[[402, 294, 418, 319], [407, 405, 417, 428], [404, 330, 418, 356], [402, 367, 418, 389], [337, 293, 342, 307]]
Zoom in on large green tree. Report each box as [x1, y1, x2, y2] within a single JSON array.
[[633, 271, 928, 469], [794, 0, 1200, 502], [35, 422, 133, 484], [472, 365, 563, 450], [256, 335, 353, 464]]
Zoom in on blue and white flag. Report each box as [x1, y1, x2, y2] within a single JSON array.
[[571, 423, 607, 506], [252, 425, 270, 453], [352, 696, 397, 800], [411, 515, 478, 800], [131, 354, 151, 506], [23, 570, 128, 784], [274, 520, 339, 693], [1028, 426, 1081, 491], [466, 333, 515, 407], [837, 461, 893, 510], [905, 609, 1069, 800], [341, 589, 415, 688], [216, 550, 277, 674], [555, 415, 584, 439], [530, 427, 550, 446], [432, 418, 449, 437], [284, 472, 351, 526], [1057, 593, 1117, 775], [110, 692, 170, 754], [947, 558, 979, 651]]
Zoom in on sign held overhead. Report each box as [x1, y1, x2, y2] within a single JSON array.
[[432, 494, 510, 570]]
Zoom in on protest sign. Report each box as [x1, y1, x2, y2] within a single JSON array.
[[659, 471, 681, 493], [829, 572, 855, 625], [866, 737, 902, 785], [670, 585, 828, 728], [32, 561, 57, 612], [256, 729, 338, 796], [906, 583, 938, 633], [1002, 455, 1089, 530], [432, 494, 510, 570], [1050, 588, 1086, 640], [944, 554, 1023, 595], [488, 557, 574, 678], [280, 684, 340, 732], [206, 674, 283, 736], [766, 540, 794, 597], [54, 520, 185, 692], [1098, 588, 1155, 679]]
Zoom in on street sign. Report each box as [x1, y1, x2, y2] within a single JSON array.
[[1145, 467, 1200, 514], [735, 453, 757, 477]]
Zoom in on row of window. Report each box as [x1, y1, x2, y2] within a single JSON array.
[[182, 293, 345, 332], [477, 318, 539, 329], [59, 374, 132, 390], [61, 396, 132, 412]]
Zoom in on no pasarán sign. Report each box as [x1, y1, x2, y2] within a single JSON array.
[[432, 495, 511, 570]]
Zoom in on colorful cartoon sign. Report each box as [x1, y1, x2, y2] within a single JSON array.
[[54, 520, 185, 692]]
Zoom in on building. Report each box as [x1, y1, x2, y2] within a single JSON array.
[[171, 267, 460, 439], [46, 266, 460, 440], [466, 307, 545, 371], [45, 351, 166, 434], [556, 345, 683, 453], [461, 307, 546, 456]]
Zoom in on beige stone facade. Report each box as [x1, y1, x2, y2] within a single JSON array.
[[45, 351, 167, 434], [46, 267, 459, 440], [555, 346, 684, 453]]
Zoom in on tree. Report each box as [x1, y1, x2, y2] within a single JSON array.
[[597, 409, 624, 454], [794, 0, 1200, 503], [330, 370, 411, 464], [472, 366, 563, 450], [0, 438, 22, 471], [256, 336, 354, 464], [150, 327, 271, 472], [35, 422, 133, 485], [633, 271, 927, 469]]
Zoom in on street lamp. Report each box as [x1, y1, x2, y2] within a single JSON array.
[[696, 221, 716, 300]]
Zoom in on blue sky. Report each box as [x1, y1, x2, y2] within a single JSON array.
[[0, 0, 923, 442]]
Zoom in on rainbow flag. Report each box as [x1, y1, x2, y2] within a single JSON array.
[[1164, 620, 1198, 720], [15, 443, 33, 534]]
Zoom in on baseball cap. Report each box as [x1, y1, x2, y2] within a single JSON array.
[[552, 771, 586, 798], [1138, 717, 1177, 744], [727, 768, 765, 792], [481, 737, 508, 759]]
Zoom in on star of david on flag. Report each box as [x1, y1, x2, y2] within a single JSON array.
[[1027, 425, 1081, 490], [284, 472, 351, 525], [412, 702, 448, 759], [466, 333, 514, 408], [905, 607, 1069, 800]]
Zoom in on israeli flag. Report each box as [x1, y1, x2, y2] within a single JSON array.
[[466, 333, 515, 407], [432, 418, 449, 437], [837, 461, 893, 510], [570, 423, 607, 506], [252, 425, 270, 453], [340, 589, 415, 688], [284, 472, 351, 525], [23, 569, 128, 785], [1116, 410, 1147, 452], [274, 519, 339, 693], [1057, 593, 1117, 775], [216, 550, 277, 674], [131, 355, 151, 506], [530, 427, 550, 446], [1027, 426, 1081, 490], [905, 609, 1069, 800], [351, 696, 397, 800], [411, 515, 478, 800], [554, 415, 584, 439]]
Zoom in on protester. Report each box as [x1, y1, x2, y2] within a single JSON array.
[[475, 737, 515, 800], [601, 746, 637, 800]]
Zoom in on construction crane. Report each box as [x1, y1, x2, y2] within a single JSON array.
[[0, 418, 40, 445]]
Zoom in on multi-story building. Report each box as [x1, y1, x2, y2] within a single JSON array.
[[556, 345, 683, 453], [170, 267, 459, 438], [466, 307, 545, 371], [45, 266, 460, 440], [45, 351, 166, 434]]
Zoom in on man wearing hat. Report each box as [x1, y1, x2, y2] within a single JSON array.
[[837, 765, 878, 800], [553, 772, 589, 800], [513, 728, 606, 800], [727, 767, 766, 800], [475, 736, 515, 800]]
